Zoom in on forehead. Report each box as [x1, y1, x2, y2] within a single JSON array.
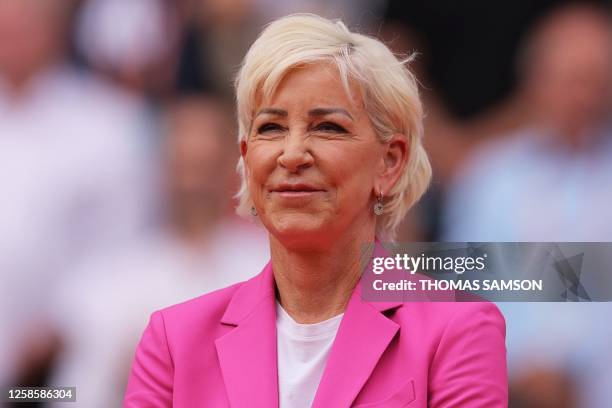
[[536, 12, 612, 63], [256, 62, 365, 112]]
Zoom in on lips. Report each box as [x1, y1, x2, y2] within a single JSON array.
[[270, 183, 325, 193]]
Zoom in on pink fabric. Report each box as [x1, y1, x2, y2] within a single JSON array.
[[125, 261, 508, 407]]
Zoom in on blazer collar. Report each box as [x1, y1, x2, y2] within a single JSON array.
[[215, 262, 278, 408], [219, 261, 276, 325], [311, 281, 402, 407], [216, 260, 403, 408]]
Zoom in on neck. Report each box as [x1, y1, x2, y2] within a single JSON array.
[[271, 223, 375, 324], [531, 119, 600, 154], [2, 68, 42, 98], [2, 53, 62, 97]]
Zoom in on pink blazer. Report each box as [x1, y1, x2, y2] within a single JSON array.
[[125, 262, 508, 407]]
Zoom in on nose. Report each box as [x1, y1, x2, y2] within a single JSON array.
[[277, 132, 314, 173]]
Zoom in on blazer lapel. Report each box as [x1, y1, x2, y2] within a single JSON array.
[[214, 255, 403, 408], [215, 262, 279, 408], [311, 283, 403, 408]]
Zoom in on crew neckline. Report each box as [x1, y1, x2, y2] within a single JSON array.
[[275, 301, 344, 340]]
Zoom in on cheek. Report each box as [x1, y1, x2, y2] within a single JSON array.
[[335, 175, 374, 212], [320, 144, 379, 205], [245, 143, 278, 194]]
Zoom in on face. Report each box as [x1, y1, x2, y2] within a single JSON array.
[[166, 98, 231, 207], [529, 13, 612, 137], [242, 63, 406, 250], [0, 0, 65, 82]]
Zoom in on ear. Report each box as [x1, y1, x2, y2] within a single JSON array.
[[376, 134, 408, 195]]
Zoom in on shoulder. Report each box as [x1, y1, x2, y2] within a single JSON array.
[[462, 128, 541, 176], [155, 281, 245, 330], [413, 300, 505, 324], [144, 259, 272, 343], [124, 282, 249, 407], [387, 301, 506, 361], [394, 301, 505, 339], [435, 302, 506, 344], [448, 127, 542, 200]]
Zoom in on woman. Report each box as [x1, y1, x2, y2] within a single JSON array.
[[125, 14, 507, 407]]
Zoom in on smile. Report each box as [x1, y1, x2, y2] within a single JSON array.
[[270, 183, 326, 198], [272, 191, 325, 198]]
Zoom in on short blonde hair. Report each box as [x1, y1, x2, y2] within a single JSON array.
[[234, 13, 431, 240]]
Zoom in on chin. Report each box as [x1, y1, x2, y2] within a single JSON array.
[[267, 213, 333, 250]]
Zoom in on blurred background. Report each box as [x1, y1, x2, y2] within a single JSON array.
[[0, 0, 611, 406]]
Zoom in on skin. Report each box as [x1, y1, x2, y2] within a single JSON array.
[[241, 63, 408, 323], [0, 0, 70, 92], [521, 6, 612, 148], [164, 97, 233, 244]]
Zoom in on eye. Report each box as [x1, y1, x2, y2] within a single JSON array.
[[257, 123, 285, 134], [313, 122, 348, 133]]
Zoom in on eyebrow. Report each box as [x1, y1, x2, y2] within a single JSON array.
[[254, 107, 353, 120], [308, 107, 353, 120], [255, 108, 287, 117]]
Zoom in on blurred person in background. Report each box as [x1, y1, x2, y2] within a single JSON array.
[[443, 2, 612, 240], [379, 0, 561, 242], [509, 367, 577, 408], [47, 95, 268, 407], [176, 0, 264, 100], [75, 0, 181, 97], [442, 3, 612, 407], [0, 0, 153, 389], [175, 0, 385, 100]]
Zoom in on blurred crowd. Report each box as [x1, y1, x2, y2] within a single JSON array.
[[0, 0, 611, 407]]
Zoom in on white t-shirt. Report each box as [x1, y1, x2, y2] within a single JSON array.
[[276, 302, 344, 408]]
